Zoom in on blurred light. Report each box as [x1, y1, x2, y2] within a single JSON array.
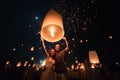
[[116, 62, 119, 65], [28, 63, 31, 67], [31, 56, 34, 60], [72, 38, 75, 41], [35, 16, 39, 20], [30, 46, 35, 51], [41, 59, 46, 66], [80, 63, 85, 70], [21, 43, 24, 46], [6, 61, 10, 65], [39, 47, 41, 50], [109, 35, 112, 39], [29, 25, 31, 27], [73, 44, 75, 47], [32, 63, 37, 68], [36, 66, 39, 71], [13, 48, 16, 51], [80, 40, 83, 43], [71, 64, 74, 70], [75, 57, 77, 59], [68, 51, 71, 54], [75, 60, 78, 64], [91, 64, 95, 68], [61, 43, 64, 46], [78, 63, 81, 66], [23, 61, 28, 67], [85, 39, 88, 42], [16, 62, 21, 67]]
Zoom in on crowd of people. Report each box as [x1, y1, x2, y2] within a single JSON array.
[[0, 37, 120, 80]]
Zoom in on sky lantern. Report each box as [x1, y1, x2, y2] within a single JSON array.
[[23, 61, 28, 67], [41, 8, 64, 42], [71, 64, 74, 70], [6, 61, 10, 65], [16, 61, 21, 67], [31, 56, 34, 60], [89, 50, 100, 64], [80, 63, 85, 70], [30, 46, 35, 51]]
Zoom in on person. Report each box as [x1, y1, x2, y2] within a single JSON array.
[[40, 38, 56, 80], [54, 37, 69, 80]]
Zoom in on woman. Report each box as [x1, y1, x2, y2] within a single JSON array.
[[40, 38, 56, 80]]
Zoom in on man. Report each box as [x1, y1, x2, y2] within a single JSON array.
[[54, 37, 69, 80]]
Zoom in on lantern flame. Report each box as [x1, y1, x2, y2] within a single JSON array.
[[50, 27, 55, 37]]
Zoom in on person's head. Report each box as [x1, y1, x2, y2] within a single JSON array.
[[55, 44, 61, 51], [48, 48, 56, 58]]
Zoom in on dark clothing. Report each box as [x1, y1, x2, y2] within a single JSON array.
[[55, 49, 67, 74]]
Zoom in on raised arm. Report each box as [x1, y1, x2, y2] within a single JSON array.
[[63, 37, 69, 52], [41, 38, 49, 57]]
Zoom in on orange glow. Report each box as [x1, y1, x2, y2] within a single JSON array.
[[41, 9, 64, 42], [80, 63, 85, 70], [109, 35, 112, 39], [30, 46, 34, 51], [89, 50, 100, 64]]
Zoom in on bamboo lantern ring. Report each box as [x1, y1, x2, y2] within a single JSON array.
[[89, 50, 100, 64], [41, 9, 64, 42]]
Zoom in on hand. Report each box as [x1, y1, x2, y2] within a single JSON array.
[[63, 37, 66, 40]]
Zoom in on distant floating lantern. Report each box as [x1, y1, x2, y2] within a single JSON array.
[[30, 46, 35, 51], [80, 63, 85, 70], [109, 35, 112, 39], [41, 9, 64, 42], [24, 61, 28, 67], [31, 56, 34, 60], [71, 64, 74, 70], [6, 61, 10, 65], [16, 62, 21, 67], [89, 50, 100, 64]]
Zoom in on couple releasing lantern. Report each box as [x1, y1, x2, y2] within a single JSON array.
[[40, 9, 64, 42], [40, 9, 100, 66]]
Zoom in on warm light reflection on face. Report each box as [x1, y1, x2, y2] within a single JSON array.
[[55, 44, 60, 51]]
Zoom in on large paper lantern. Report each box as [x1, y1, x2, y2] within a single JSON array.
[[41, 9, 64, 42], [89, 50, 100, 64]]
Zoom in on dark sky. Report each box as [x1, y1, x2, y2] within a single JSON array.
[[0, 0, 120, 66]]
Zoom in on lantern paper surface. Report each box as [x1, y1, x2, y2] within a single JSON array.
[[41, 9, 64, 42], [89, 50, 100, 64], [80, 63, 85, 70]]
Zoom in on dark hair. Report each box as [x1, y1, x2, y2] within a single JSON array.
[[48, 48, 56, 58]]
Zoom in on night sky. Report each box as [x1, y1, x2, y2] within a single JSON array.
[[0, 0, 120, 66]]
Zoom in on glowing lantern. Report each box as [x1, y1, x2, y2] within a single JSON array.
[[6, 61, 10, 65], [30, 46, 35, 51], [89, 50, 100, 64], [32, 63, 36, 68], [80, 63, 85, 70], [71, 64, 74, 70], [28, 63, 31, 67], [24, 61, 28, 67], [41, 9, 64, 42], [16, 62, 21, 67], [31, 56, 34, 60]]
